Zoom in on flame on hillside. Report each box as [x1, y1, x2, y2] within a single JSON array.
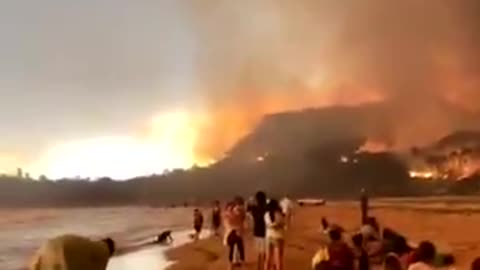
[[195, 85, 383, 161], [407, 143, 480, 181], [354, 136, 480, 181], [356, 140, 390, 154]]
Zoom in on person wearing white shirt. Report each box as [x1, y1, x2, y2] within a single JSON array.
[[264, 199, 286, 270], [280, 196, 294, 229]]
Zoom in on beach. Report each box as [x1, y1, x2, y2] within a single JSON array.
[[5, 197, 480, 270], [166, 198, 480, 269]]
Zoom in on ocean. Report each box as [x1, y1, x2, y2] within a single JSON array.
[[0, 207, 195, 270]]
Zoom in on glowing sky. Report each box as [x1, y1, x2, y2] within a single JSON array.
[[0, 1, 201, 178], [2, 0, 480, 179]]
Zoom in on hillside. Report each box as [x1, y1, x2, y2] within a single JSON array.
[[2, 104, 480, 207]]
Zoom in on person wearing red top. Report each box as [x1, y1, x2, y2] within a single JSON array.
[[327, 228, 355, 270]]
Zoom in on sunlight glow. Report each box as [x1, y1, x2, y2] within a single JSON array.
[[31, 112, 202, 180]]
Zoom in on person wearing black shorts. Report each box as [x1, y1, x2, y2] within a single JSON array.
[[211, 200, 222, 236], [248, 191, 268, 270], [193, 209, 204, 241]]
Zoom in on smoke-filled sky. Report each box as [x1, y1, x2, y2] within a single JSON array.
[[1, 0, 480, 178]]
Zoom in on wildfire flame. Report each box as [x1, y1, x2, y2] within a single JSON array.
[[409, 170, 436, 180], [356, 140, 390, 154]]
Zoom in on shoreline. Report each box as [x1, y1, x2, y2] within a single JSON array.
[[108, 230, 209, 270], [164, 220, 323, 270]]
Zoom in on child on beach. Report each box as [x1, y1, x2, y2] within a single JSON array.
[[193, 208, 204, 241], [265, 199, 286, 270]]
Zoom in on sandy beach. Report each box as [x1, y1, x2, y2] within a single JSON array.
[[165, 199, 480, 270]]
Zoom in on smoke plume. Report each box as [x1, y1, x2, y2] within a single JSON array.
[[183, 0, 480, 159]]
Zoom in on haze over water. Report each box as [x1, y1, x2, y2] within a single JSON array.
[[0, 207, 192, 270]]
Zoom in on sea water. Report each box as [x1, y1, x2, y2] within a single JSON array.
[[108, 230, 209, 270], [0, 207, 194, 270]]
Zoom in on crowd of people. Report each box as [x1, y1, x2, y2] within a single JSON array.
[[191, 191, 290, 270], [190, 191, 480, 270], [28, 191, 480, 270], [311, 216, 459, 270]]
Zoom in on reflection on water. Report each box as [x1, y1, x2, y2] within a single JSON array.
[[109, 245, 172, 270], [108, 230, 205, 270], [0, 207, 193, 270]]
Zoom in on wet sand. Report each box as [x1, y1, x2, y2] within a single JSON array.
[[165, 199, 480, 269], [109, 230, 210, 270]]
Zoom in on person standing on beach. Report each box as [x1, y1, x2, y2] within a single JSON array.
[[360, 189, 369, 225], [248, 191, 268, 270], [211, 200, 222, 237], [30, 235, 115, 270], [280, 196, 294, 229], [193, 208, 204, 241], [224, 197, 247, 269], [265, 199, 286, 270]]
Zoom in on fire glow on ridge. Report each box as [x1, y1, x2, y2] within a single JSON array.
[[30, 112, 205, 180]]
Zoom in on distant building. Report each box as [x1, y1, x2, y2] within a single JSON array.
[[25, 172, 31, 179], [16, 168, 23, 178], [39, 175, 48, 181]]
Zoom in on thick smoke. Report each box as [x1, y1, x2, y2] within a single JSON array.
[[185, 0, 480, 158]]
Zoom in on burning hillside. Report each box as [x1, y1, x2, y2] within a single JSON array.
[[406, 131, 480, 181], [182, 0, 480, 166], [354, 131, 480, 181], [222, 102, 480, 183]]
